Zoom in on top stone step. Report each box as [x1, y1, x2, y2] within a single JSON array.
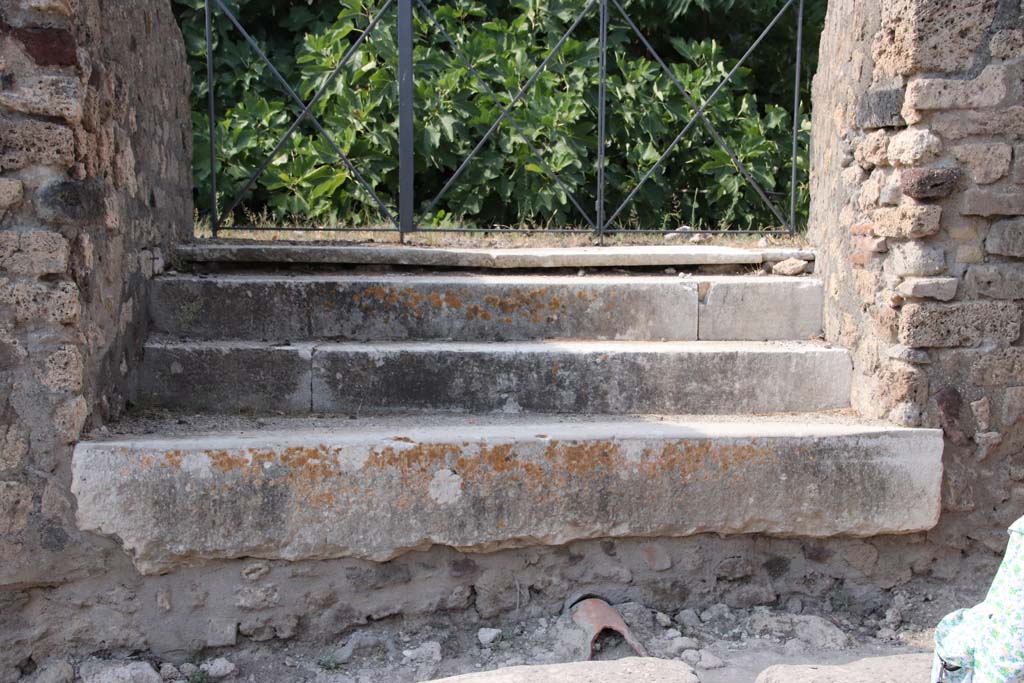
[[177, 243, 815, 270]]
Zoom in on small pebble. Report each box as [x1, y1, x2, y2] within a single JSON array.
[[477, 628, 502, 647]]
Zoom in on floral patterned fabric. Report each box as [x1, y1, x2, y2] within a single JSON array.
[[933, 517, 1024, 683]]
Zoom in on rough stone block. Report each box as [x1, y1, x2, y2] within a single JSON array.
[[896, 277, 958, 301], [898, 302, 1021, 347], [1015, 145, 1024, 184], [966, 265, 1024, 300], [71, 417, 944, 573], [873, 0, 998, 76], [0, 179, 23, 210], [872, 205, 942, 238], [855, 89, 906, 129], [986, 219, 1024, 257], [310, 341, 853, 415], [0, 75, 82, 123], [855, 130, 891, 169], [697, 277, 823, 341], [0, 230, 69, 275], [0, 278, 79, 323], [956, 244, 985, 264], [953, 143, 1012, 185], [905, 65, 1010, 111], [889, 242, 947, 277], [888, 129, 942, 167], [991, 29, 1024, 59], [963, 189, 1024, 217], [932, 107, 1024, 141], [900, 167, 960, 199], [0, 116, 74, 171]]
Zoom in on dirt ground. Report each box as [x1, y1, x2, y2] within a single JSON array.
[[59, 578, 984, 683]]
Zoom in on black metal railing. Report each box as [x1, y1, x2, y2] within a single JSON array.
[[202, 0, 806, 240]]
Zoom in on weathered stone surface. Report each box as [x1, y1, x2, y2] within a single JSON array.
[[953, 143, 1013, 185], [905, 65, 1010, 111], [138, 340, 852, 415], [888, 242, 947, 277], [855, 130, 891, 168], [0, 179, 23, 210], [0, 230, 69, 274], [310, 341, 853, 415], [0, 279, 79, 323], [35, 179, 106, 224], [932, 106, 1024, 141], [177, 244, 799, 269], [150, 274, 702, 342], [992, 29, 1024, 60], [966, 265, 1024, 300], [431, 658, 700, 682], [0, 116, 74, 171], [896, 277, 958, 301], [756, 653, 933, 683], [0, 480, 32, 534], [962, 189, 1024, 216], [986, 219, 1024, 257], [872, 205, 941, 238], [854, 89, 906, 129], [135, 342, 313, 414], [71, 416, 944, 573], [900, 167, 960, 199], [887, 129, 942, 167], [898, 302, 1021, 347], [0, 75, 82, 123], [697, 277, 823, 341], [872, 0, 998, 76]]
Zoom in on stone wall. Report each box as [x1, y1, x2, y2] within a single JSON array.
[[0, 0, 191, 612], [810, 0, 1024, 553]]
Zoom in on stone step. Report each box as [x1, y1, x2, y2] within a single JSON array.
[[135, 340, 852, 415], [71, 413, 944, 575], [149, 273, 823, 342], [178, 243, 815, 270]]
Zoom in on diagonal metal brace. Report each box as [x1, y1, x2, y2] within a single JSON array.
[[416, 0, 599, 229], [212, 0, 398, 228]]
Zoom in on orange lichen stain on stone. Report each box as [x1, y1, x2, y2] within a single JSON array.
[[444, 290, 463, 309], [428, 292, 444, 309], [465, 305, 493, 321], [639, 440, 774, 484], [160, 450, 185, 469], [390, 436, 415, 443], [544, 440, 621, 476], [478, 288, 565, 324], [364, 441, 465, 509]]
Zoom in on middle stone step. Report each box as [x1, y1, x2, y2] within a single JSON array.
[[138, 340, 853, 415]]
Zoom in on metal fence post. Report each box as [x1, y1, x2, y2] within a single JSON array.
[[789, 0, 804, 235], [398, 0, 415, 240], [205, 0, 219, 236], [596, 0, 609, 242]]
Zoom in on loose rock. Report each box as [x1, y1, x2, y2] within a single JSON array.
[[772, 258, 808, 276]]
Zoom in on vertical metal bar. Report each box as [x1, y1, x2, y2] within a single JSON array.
[[398, 0, 415, 240], [596, 0, 609, 242], [205, 0, 219, 236], [789, 0, 804, 236]]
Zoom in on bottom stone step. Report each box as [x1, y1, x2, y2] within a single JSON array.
[[72, 414, 943, 575]]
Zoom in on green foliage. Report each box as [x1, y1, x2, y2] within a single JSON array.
[[175, 0, 824, 231]]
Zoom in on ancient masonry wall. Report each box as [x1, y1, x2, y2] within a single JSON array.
[[0, 0, 192, 659], [810, 0, 1024, 561], [1, 0, 1023, 676]]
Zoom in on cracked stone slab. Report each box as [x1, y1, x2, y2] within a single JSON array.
[[72, 416, 944, 574]]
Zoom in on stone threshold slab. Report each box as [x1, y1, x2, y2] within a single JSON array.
[[72, 415, 943, 574], [177, 243, 815, 269]]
